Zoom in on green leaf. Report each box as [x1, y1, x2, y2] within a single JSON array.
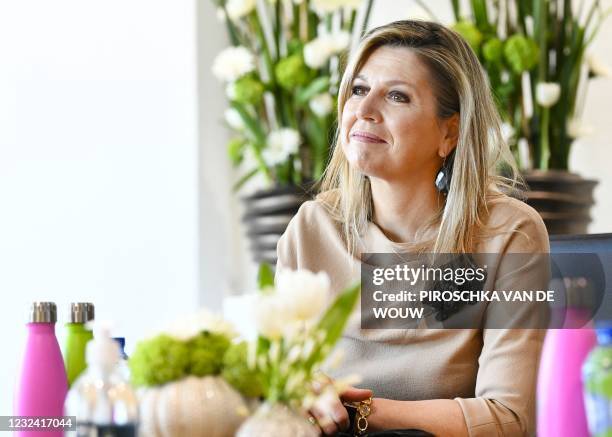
[[232, 168, 259, 192], [227, 138, 246, 165], [471, 0, 492, 32], [296, 76, 331, 105], [305, 282, 361, 370], [231, 102, 265, 146], [258, 263, 275, 289]]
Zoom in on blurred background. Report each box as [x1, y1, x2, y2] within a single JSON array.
[[1, 0, 610, 416]]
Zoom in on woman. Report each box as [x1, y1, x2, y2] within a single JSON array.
[[277, 20, 549, 437]]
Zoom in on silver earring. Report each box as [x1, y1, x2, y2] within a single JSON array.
[[435, 154, 453, 195]]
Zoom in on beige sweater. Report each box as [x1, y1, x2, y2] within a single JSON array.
[[276, 194, 550, 437]]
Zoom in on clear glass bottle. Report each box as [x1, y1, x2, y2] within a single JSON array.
[[65, 326, 138, 437]]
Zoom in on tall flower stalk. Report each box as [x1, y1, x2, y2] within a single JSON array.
[[212, 0, 374, 190], [450, 0, 610, 170]]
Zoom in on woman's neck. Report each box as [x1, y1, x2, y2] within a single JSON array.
[[370, 176, 443, 244]]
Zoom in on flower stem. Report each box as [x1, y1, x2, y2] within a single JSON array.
[[539, 107, 550, 169]]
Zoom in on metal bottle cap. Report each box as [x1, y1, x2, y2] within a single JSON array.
[[29, 302, 57, 323], [70, 302, 95, 323]]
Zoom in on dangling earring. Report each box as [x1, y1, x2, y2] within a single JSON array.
[[435, 152, 454, 195]]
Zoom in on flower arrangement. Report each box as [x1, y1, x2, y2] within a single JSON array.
[[129, 310, 237, 386], [450, 0, 610, 170], [240, 265, 361, 408], [129, 311, 249, 437], [211, 0, 375, 190]]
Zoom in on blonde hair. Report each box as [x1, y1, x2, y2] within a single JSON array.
[[318, 20, 521, 254]]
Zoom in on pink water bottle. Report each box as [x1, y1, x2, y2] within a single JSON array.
[[537, 309, 596, 437], [14, 302, 69, 437]]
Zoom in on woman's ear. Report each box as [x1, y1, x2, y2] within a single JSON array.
[[439, 113, 460, 158]]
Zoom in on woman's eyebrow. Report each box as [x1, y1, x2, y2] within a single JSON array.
[[353, 74, 416, 90]]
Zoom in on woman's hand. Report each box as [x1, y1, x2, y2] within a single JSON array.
[[309, 386, 373, 436]]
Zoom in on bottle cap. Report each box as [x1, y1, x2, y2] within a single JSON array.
[[70, 302, 95, 323], [28, 302, 57, 323], [596, 321, 612, 345], [113, 337, 128, 360]]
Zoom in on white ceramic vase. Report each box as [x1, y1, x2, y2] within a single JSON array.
[[138, 375, 248, 437], [236, 402, 319, 437]]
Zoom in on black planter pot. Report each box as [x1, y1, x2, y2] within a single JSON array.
[[242, 183, 314, 265], [522, 170, 598, 235]]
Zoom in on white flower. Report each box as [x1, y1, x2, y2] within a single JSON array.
[[500, 122, 515, 144], [226, 0, 256, 20], [243, 145, 258, 168], [536, 82, 561, 108], [276, 269, 330, 321], [253, 293, 289, 339], [224, 108, 245, 130], [303, 31, 350, 69], [165, 309, 237, 341], [262, 128, 300, 166], [586, 52, 612, 78], [309, 93, 334, 117], [567, 117, 593, 139], [212, 46, 255, 82], [311, 0, 360, 14], [303, 39, 330, 69]]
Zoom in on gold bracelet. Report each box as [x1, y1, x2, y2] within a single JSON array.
[[354, 397, 372, 436]]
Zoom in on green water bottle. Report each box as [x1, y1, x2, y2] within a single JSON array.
[[582, 323, 612, 437], [64, 302, 94, 386]]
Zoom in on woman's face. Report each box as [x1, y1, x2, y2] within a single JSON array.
[[340, 46, 457, 183]]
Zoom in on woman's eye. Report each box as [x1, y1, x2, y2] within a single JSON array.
[[389, 91, 409, 103], [351, 85, 368, 96]]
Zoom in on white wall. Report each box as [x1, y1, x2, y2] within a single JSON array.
[[0, 0, 199, 415], [197, 0, 259, 310]]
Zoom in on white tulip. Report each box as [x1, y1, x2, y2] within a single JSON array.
[[303, 31, 350, 69], [567, 117, 593, 139], [262, 128, 301, 166], [276, 269, 330, 321], [309, 93, 334, 117], [212, 46, 256, 82], [585, 52, 612, 78], [224, 108, 245, 130], [330, 31, 351, 52], [253, 293, 289, 339], [303, 39, 332, 69], [226, 0, 256, 20], [536, 82, 561, 108]]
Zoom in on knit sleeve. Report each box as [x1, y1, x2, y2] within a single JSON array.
[[455, 204, 550, 436]]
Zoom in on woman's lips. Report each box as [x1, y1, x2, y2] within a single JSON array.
[[350, 131, 386, 143]]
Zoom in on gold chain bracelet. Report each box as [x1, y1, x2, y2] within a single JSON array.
[[354, 397, 372, 436]]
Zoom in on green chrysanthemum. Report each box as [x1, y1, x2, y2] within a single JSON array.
[[483, 38, 503, 63], [129, 335, 190, 387], [504, 35, 539, 74], [452, 22, 483, 52], [231, 76, 265, 105], [275, 54, 311, 90], [187, 331, 231, 377], [222, 342, 265, 398]]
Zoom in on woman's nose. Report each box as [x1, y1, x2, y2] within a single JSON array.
[[356, 94, 382, 123]]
